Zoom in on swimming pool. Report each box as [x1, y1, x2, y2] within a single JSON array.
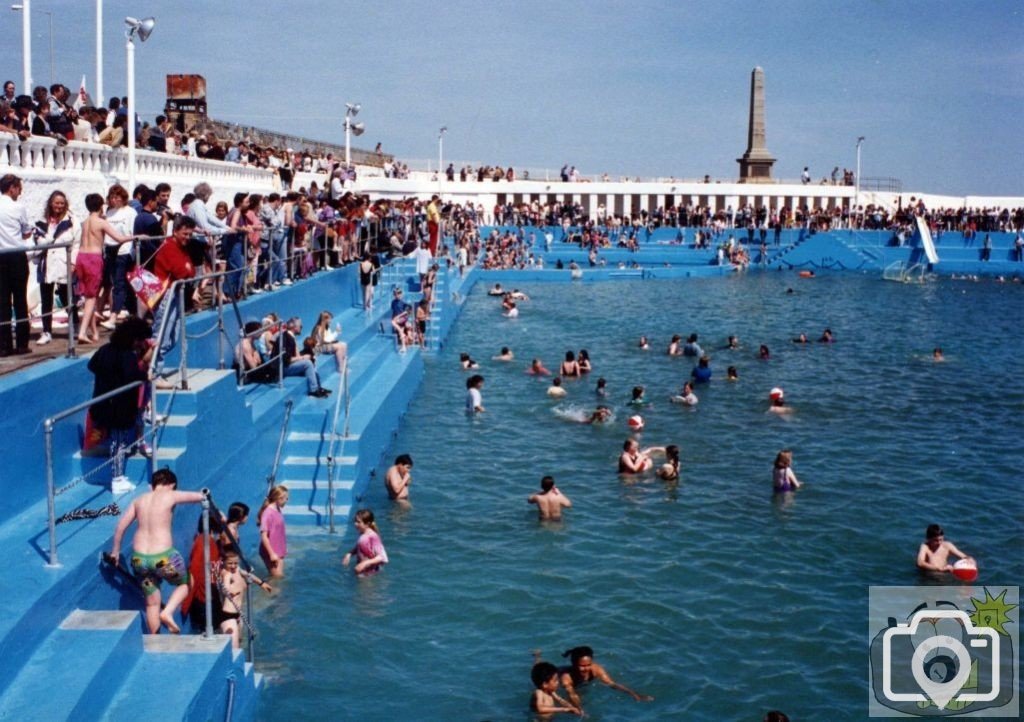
[[255, 272, 1023, 721]]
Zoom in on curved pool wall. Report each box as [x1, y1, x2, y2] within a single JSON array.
[[0, 223, 1019, 719], [0, 259, 466, 721], [488, 224, 1024, 277]]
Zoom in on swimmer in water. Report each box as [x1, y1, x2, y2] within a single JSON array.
[[465, 375, 485, 413], [526, 358, 552, 376], [768, 387, 792, 414], [758, 344, 771, 360], [629, 385, 647, 405], [916, 523, 974, 574], [818, 328, 834, 343], [547, 376, 568, 397], [772, 449, 802, 493], [560, 351, 581, 378], [530, 660, 582, 717], [638, 335, 650, 350], [509, 289, 530, 300], [585, 405, 613, 424], [657, 444, 681, 481], [559, 645, 653, 706], [691, 355, 712, 383], [618, 439, 665, 473], [459, 352, 479, 370], [667, 334, 683, 356], [932, 347, 944, 362], [527, 475, 572, 520], [727, 366, 738, 381], [492, 346, 514, 361], [792, 333, 808, 344], [595, 377, 607, 397], [577, 349, 592, 374], [487, 282, 504, 296], [504, 301, 519, 318], [725, 335, 740, 350], [670, 382, 698, 405], [385, 454, 414, 501]]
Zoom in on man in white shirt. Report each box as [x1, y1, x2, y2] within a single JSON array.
[[0, 174, 34, 355], [412, 240, 432, 285]]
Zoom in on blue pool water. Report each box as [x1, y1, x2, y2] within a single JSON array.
[[255, 272, 1023, 721]]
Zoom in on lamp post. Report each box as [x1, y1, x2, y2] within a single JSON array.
[[96, 0, 103, 106], [438, 126, 447, 181], [10, 1, 32, 91], [12, 4, 52, 87], [343, 102, 364, 168], [124, 15, 155, 194], [855, 136, 865, 214]]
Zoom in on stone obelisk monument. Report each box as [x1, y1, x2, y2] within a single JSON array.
[[737, 66, 776, 183]]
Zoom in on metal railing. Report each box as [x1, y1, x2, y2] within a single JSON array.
[[266, 399, 293, 495], [206, 493, 259, 663], [41, 378, 170, 567], [323, 360, 350, 534], [236, 318, 285, 390]]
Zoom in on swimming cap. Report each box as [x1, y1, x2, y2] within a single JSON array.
[[769, 387, 784, 400], [628, 415, 644, 429]]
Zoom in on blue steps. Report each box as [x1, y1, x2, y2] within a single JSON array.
[[101, 634, 262, 722], [278, 344, 423, 528], [0, 609, 141, 721]]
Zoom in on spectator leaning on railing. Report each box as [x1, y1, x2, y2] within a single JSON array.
[[151, 216, 198, 380]]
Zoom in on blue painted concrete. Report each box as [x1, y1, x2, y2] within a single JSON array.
[[0, 257, 445, 721]]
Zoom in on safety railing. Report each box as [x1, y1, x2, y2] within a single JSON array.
[[206, 493, 260, 663], [323, 360, 350, 534], [42, 378, 170, 567], [236, 318, 286, 390], [1, 134, 276, 187], [266, 399, 293, 495]]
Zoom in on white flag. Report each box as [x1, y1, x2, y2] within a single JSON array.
[[73, 75, 90, 110]]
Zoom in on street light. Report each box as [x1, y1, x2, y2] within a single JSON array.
[[96, 0, 103, 108], [343, 102, 364, 167], [124, 15, 155, 193], [11, 5, 53, 88], [10, 1, 33, 91], [438, 126, 447, 181], [855, 136, 865, 213]]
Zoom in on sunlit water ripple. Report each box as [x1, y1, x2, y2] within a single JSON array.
[[255, 273, 1023, 721]]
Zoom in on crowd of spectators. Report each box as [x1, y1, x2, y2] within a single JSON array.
[[0, 79, 370, 191], [0, 165, 405, 360]]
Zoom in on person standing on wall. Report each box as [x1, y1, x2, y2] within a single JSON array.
[[0, 174, 33, 356], [426, 194, 441, 257]]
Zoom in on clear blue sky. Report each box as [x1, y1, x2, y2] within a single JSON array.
[[3, 0, 1022, 195]]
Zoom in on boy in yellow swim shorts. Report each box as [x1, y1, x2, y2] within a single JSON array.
[[110, 469, 206, 633]]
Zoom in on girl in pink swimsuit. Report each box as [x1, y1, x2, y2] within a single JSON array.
[[342, 509, 388, 576]]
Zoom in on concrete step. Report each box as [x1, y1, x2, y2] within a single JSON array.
[[100, 634, 251, 722], [0, 609, 142, 721], [282, 502, 352, 527]]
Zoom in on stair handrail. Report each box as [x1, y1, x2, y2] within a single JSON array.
[[42, 379, 148, 568], [266, 399, 293, 494], [324, 359, 350, 534], [205, 492, 258, 663]]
